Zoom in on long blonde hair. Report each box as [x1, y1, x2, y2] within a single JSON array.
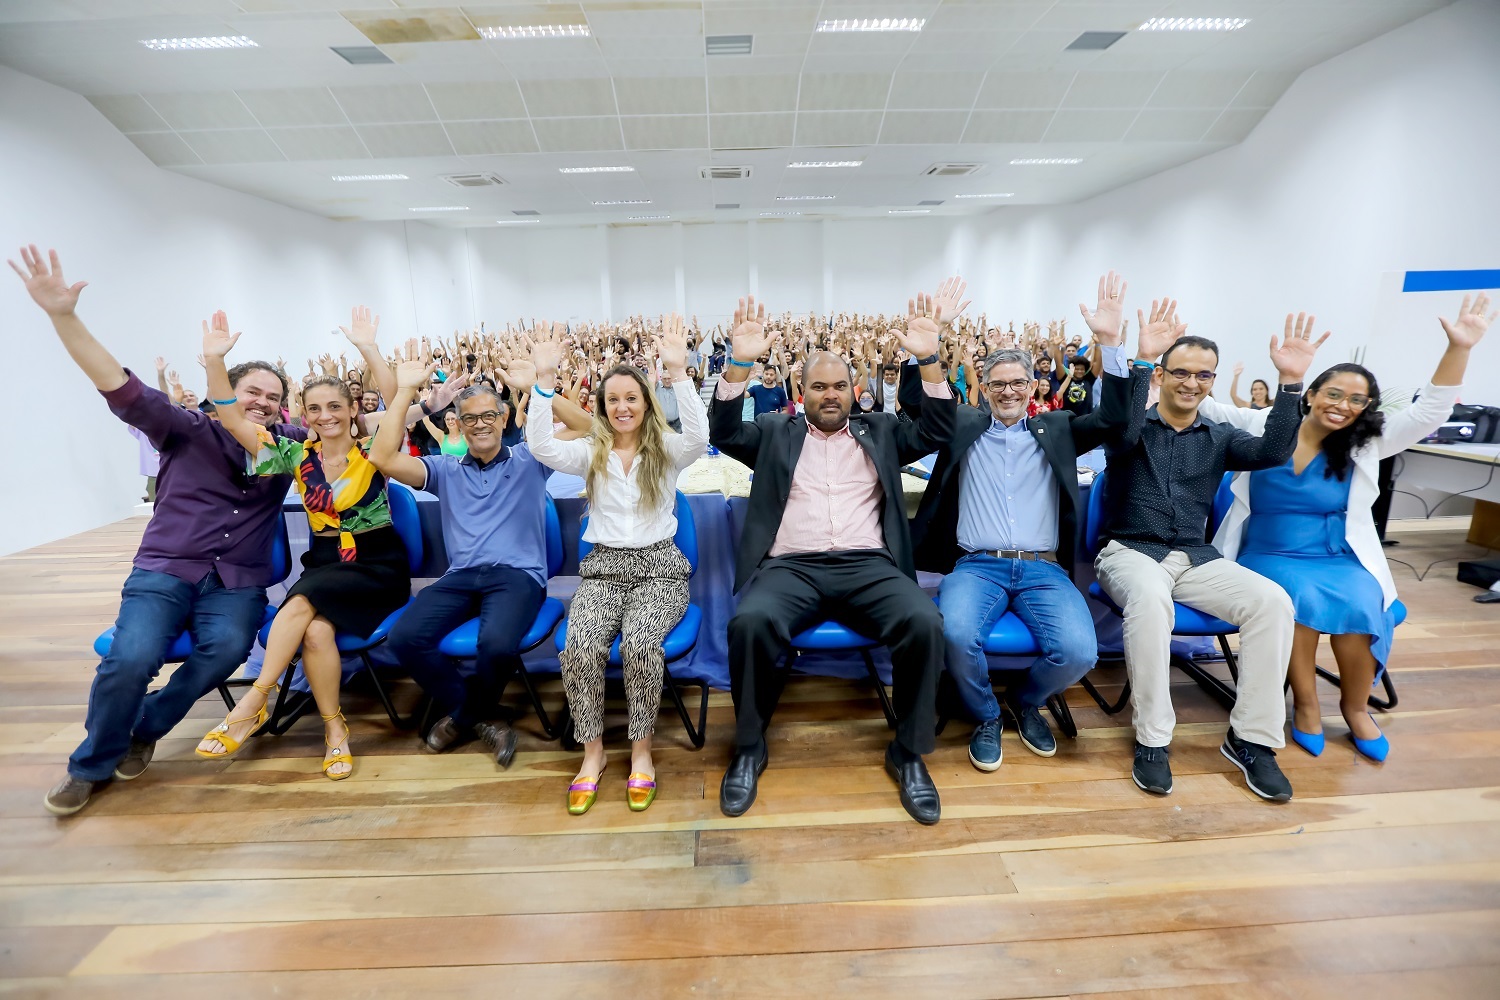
[[588, 365, 674, 513]]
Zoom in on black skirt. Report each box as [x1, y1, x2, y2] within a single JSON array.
[[285, 525, 411, 637]]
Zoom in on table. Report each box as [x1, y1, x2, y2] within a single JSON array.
[[1398, 442, 1500, 507]]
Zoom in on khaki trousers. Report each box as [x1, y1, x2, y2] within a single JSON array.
[[1093, 541, 1293, 748]]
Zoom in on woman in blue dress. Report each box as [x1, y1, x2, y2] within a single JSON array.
[[1205, 294, 1492, 761]]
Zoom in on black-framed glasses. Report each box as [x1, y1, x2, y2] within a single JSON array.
[[1165, 368, 1217, 383], [985, 378, 1033, 394], [458, 410, 502, 427], [1319, 387, 1371, 409]]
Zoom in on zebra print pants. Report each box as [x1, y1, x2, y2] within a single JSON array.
[[560, 539, 690, 743]]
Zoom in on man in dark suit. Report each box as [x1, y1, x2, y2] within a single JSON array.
[[905, 273, 1162, 773], [710, 291, 959, 824]]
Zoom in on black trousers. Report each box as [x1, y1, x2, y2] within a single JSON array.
[[386, 565, 545, 729], [727, 550, 943, 755]]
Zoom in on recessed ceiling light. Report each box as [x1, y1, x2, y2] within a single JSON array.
[[889, 209, 930, 215], [776, 195, 835, 201], [497, 219, 540, 225], [705, 34, 753, 55], [409, 206, 469, 212], [559, 166, 634, 174], [816, 18, 925, 33], [479, 24, 590, 39], [1138, 17, 1249, 32], [629, 215, 671, 221], [954, 192, 1015, 199], [140, 35, 257, 51], [592, 199, 651, 206], [1010, 158, 1083, 166], [759, 211, 803, 217], [789, 160, 862, 169], [332, 173, 408, 182]]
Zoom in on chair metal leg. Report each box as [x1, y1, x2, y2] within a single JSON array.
[[1169, 650, 1238, 713], [264, 666, 314, 736], [216, 683, 238, 710], [1314, 664, 1399, 712], [1080, 667, 1132, 716], [515, 664, 565, 740], [1046, 693, 1079, 739], [861, 650, 898, 730], [362, 651, 422, 729], [662, 664, 708, 750]]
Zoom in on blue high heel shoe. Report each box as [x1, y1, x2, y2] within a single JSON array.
[[1350, 715, 1389, 762], [1289, 725, 1325, 757]]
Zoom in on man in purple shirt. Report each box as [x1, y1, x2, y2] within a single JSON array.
[[10, 246, 302, 816]]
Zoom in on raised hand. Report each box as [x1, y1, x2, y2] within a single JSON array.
[[897, 293, 943, 360], [427, 369, 471, 410], [1439, 293, 1495, 349], [530, 324, 562, 379], [1233, 361, 1245, 377], [200, 310, 242, 359], [339, 305, 380, 348], [395, 358, 436, 392], [1269, 312, 1331, 381], [1078, 271, 1127, 346], [1135, 298, 1187, 362], [154, 356, 167, 373], [729, 295, 776, 363], [656, 313, 688, 376], [8, 245, 87, 317], [931, 276, 971, 328]]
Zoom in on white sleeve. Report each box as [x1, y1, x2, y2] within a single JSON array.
[[666, 379, 709, 469], [525, 389, 592, 475], [1377, 381, 1461, 459]]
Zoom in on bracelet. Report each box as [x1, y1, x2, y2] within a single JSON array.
[[419, 398, 435, 417], [1131, 360, 1156, 371], [726, 356, 754, 368], [210, 396, 238, 406], [533, 384, 555, 398]]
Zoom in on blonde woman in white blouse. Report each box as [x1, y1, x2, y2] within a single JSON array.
[[521, 316, 708, 814]]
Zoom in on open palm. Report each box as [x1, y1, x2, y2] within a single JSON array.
[[1269, 312, 1331, 379], [1079, 271, 1127, 346], [729, 295, 775, 362], [8, 245, 87, 317], [1440, 293, 1495, 349]]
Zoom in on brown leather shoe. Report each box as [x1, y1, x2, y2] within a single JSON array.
[[423, 716, 467, 753], [476, 722, 518, 769]]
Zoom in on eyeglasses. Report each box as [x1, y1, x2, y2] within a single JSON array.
[[985, 379, 1033, 394], [1319, 387, 1371, 409], [1165, 368, 1217, 383], [458, 410, 502, 427]]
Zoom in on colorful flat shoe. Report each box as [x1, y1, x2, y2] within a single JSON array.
[[567, 764, 606, 816], [627, 772, 658, 812], [194, 679, 278, 760], [1350, 716, 1389, 763], [1289, 725, 1325, 757]]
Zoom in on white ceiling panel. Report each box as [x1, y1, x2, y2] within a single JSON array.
[[1042, 109, 1132, 143], [879, 110, 968, 145], [267, 125, 370, 160], [1147, 70, 1253, 109], [622, 115, 708, 150], [354, 122, 456, 156], [332, 84, 440, 123], [445, 118, 540, 154], [614, 76, 707, 116], [142, 91, 259, 130], [180, 128, 287, 164], [1123, 108, 1222, 142], [797, 73, 893, 112], [974, 71, 1075, 110], [1204, 107, 1269, 143], [126, 131, 202, 167], [961, 109, 1053, 143], [1060, 71, 1164, 109], [424, 80, 528, 120], [708, 74, 799, 114], [237, 87, 350, 127], [518, 77, 618, 117], [88, 94, 170, 132], [532, 116, 625, 152], [708, 112, 795, 149], [794, 110, 883, 146], [885, 72, 985, 111]]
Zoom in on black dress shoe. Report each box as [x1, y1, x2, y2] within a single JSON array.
[[719, 743, 768, 817], [885, 742, 941, 825], [423, 716, 467, 754]]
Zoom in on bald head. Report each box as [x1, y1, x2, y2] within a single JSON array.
[[802, 351, 854, 433]]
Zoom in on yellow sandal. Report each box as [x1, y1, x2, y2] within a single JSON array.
[[195, 678, 278, 760], [321, 710, 354, 781]]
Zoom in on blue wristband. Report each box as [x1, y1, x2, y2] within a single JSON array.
[[726, 356, 754, 368], [1131, 360, 1156, 371], [210, 396, 238, 406], [533, 384, 555, 398]]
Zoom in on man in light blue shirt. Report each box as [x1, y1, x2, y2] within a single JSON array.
[[908, 273, 1151, 771]]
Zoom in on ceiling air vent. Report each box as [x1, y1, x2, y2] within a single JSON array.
[[701, 166, 752, 180], [923, 162, 982, 177], [1066, 31, 1127, 50], [705, 34, 753, 56], [512, 209, 540, 216], [441, 172, 506, 188], [918, 199, 945, 206], [331, 46, 392, 65], [715, 203, 740, 210]]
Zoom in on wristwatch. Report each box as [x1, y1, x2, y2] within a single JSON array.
[[1280, 381, 1305, 393], [915, 352, 940, 366]]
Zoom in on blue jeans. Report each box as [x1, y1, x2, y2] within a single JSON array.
[[939, 555, 1098, 723], [70, 567, 267, 781]]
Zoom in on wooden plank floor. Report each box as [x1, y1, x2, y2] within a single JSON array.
[[1, 517, 1499, 998]]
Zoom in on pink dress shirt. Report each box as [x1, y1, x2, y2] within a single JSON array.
[[717, 374, 950, 557]]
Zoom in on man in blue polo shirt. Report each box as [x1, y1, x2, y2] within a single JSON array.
[[372, 359, 555, 766]]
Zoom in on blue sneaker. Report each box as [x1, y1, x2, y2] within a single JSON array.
[[1014, 704, 1057, 758], [968, 718, 1002, 772]]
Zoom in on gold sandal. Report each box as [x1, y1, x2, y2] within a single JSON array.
[[321, 710, 354, 781], [195, 678, 278, 760]]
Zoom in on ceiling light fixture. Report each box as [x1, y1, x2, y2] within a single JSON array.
[[409, 206, 469, 212], [140, 35, 257, 51], [776, 194, 834, 201], [705, 34, 753, 55], [479, 24, 590, 39], [1138, 17, 1249, 31], [788, 160, 862, 168], [816, 18, 925, 32], [953, 192, 1014, 199], [333, 173, 408, 182], [497, 219, 540, 225], [629, 215, 671, 221], [592, 199, 651, 206], [759, 211, 803, 217], [559, 166, 634, 174], [1009, 157, 1083, 165], [888, 209, 930, 215]]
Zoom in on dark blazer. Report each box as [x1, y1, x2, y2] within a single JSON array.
[[903, 362, 1151, 577], [710, 377, 958, 592]]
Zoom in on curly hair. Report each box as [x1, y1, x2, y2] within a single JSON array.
[[1303, 363, 1385, 481], [227, 360, 289, 404], [588, 365, 674, 514]]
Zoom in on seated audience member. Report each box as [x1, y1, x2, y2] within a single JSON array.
[[361, 388, 381, 414], [711, 289, 957, 825], [195, 309, 411, 781], [746, 363, 791, 415], [1204, 294, 1492, 762], [524, 317, 708, 815], [912, 273, 1155, 772], [373, 360, 592, 763], [1229, 362, 1272, 409], [423, 407, 469, 457], [1093, 304, 1328, 802], [10, 246, 293, 816]]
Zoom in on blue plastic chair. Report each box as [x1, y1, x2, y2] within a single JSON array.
[[549, 491, 710, 749], [257, 479, 425, 734], [1314, 599, 1406, 711], [433, 497, 569, 738], [1082, 469, 1248, 715], [783, 620, 899, 729], [91, 518, 292, 712]]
